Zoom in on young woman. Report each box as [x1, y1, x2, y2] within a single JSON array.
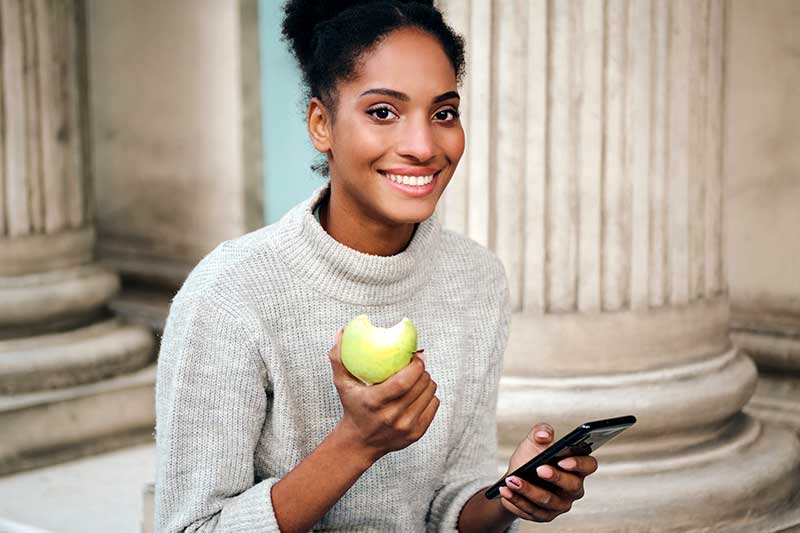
[[154, 1, 597, 531]]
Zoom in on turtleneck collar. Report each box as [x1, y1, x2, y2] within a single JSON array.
[[269, 180, 442, 306]]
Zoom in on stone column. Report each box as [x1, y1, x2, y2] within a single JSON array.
[[87, 0, 263, 291], [437, 0, 800, 530], [0, 0, 154, 474], [724, 0, 800, 435]]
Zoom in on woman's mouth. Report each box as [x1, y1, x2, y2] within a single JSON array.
[[379, 170, 440, 198]]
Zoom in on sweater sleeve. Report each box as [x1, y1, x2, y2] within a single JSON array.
[[426, 262, 519, 533], [154, 289, 280, 533]]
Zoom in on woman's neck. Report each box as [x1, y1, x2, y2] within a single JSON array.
[[319, 182, 417, 257]]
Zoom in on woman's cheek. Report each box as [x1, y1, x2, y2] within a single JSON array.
[[351, 128, 391, 163], [442, 127, 465, 165]]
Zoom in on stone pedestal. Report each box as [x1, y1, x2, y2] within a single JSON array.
[[437, 0, 800, 530], [0, 0, 155, 475]]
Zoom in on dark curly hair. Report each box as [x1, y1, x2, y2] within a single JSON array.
[[280, 0, 466, 176]]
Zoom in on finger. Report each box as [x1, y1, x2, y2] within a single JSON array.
[[373, 353, 426, 402], [378, 372, 432, 428], [536, 466, 583, 496], [398, 370, 433, 411], [498, 488, 537, 521], [329, 328, 362, 386], [506, 476, 573, 513], [557, 455, 599, 477], [328, 327, 344, 360], [498, 486, 559, 523], [397, 377, 437, 426], [413, 394, 440, 435]]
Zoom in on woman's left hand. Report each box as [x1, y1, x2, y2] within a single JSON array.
[[499, 423, 598, 523]]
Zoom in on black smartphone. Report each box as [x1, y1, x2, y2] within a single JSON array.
[[484, 415, 637, 500]]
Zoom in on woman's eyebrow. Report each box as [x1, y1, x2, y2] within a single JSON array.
[[359, 88, 460, 104]]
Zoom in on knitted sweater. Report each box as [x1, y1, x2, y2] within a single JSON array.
[[154, 180, 518, 533]]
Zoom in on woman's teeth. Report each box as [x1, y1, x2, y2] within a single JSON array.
[[383, 173, 435, 186]]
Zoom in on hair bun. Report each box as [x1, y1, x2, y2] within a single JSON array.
[[281, 0, 433, 70]]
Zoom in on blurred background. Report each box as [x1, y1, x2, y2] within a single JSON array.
[[0, 0, 798, 532]]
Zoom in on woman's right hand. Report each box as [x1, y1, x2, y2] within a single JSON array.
[[328, 326, 440, 461]]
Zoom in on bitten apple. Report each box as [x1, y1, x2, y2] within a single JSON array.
[[341, 315, 418, 384]]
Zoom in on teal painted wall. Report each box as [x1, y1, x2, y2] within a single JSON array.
[[258, 0, 325, 225]]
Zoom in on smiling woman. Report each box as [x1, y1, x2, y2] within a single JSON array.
[[153, 2, 594, 532], [304, 24, 465, 257]]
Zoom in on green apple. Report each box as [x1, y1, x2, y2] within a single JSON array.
[[341, 314, 418, 384]]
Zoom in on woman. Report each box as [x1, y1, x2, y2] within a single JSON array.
[[154, 1, 597, 531]]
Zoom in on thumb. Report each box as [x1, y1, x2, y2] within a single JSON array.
[[529, 422, 554, 445], [329, 327, 360, 384], [328, 327, 345, 367]]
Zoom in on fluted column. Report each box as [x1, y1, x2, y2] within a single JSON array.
[[0, 0, 155, 474], [437, 0, 800, 530]]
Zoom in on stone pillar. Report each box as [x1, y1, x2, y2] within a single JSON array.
[[85, 0, 263, 335], [87, 0, 263, 291], [437, 0, 800, 530], [0, 0, 155, 474], [724, 0, 800, 434]]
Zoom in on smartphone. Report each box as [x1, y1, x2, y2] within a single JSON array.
[[484, 415, 637, 500]]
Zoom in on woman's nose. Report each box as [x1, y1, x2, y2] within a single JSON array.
[[397, 117, 437, 162]]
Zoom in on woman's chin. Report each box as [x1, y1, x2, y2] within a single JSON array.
[[387, 203, 437, 225]]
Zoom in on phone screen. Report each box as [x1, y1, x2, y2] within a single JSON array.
[[484, 415, 636, 500], [550, 424, 631, 459]]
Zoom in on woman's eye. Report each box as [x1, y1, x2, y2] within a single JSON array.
[[367, 106, 398, 121], [434, 108, 460, 122]]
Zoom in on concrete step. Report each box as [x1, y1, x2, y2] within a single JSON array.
[[0, 442, 155, 533], [0, 364, 156, 476]]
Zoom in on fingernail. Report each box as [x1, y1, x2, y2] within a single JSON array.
[[536, 430, 550, 439], [505, 476, 522, 489], [537, 466, 553, 479], [558, 458, 576, 469]]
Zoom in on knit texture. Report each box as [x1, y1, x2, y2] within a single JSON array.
[[155, 181, 519, 532]]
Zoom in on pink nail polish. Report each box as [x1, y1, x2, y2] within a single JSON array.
[[559, 458, 576, 469], [506, 476, 522, 489]]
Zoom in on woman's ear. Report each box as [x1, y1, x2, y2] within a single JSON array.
[[307, 97, 332, 154]]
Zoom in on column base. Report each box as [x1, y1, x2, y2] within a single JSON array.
[[497, 349, 758, 458], [746, 371, 800, 433], [507, 417, 800, 532], [0, 318, 155, 394], [496, 346, 800, 531], [0, 263, 121, 337], [0, 364, 156, 476], [732, 328, 800, 434]]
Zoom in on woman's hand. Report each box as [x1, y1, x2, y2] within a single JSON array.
[[499, 423, 598, 523], [328, 327, 440, 461]]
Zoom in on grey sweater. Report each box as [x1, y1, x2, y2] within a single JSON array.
[[154, 181, 518, 532]]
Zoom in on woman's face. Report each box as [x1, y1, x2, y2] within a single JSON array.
[[324, 27, 465, 225]]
